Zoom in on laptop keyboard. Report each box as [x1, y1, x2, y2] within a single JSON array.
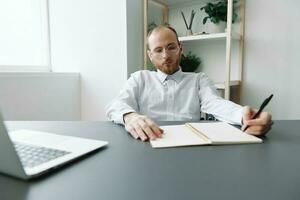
[[13, 142, 71, 168]]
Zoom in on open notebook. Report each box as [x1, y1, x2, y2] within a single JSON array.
[[150, 122, 262, 148]]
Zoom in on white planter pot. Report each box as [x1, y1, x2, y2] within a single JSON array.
[[206, 21, 226, 33]]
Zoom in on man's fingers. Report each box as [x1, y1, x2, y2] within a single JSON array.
[[246, 126, 271, 136], [124, 113, 162, 142], [134, 124, 148, 141], [245, 124, 272, 136], [125, 125, 139, 139], [246, 118, 267, 126], [245, 125, 264, 135], [144, 118, 163, 137], [244, 112, 272, 126], [243, 106, 256, 121], [129, 129, 140, 139], [138, 120, 157, 140]]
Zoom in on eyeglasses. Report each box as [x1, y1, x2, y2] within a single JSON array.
[[150, 43, 180, 58]]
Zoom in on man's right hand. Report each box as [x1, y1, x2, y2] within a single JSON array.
[[123, 112, 164, 141]]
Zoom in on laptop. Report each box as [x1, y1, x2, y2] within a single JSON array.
[[0, 115, 108, 180]]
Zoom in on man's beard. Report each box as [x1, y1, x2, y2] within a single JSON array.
[[161, 57, 180, 75]]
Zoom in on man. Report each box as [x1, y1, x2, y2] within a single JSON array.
[[106, 25, 272, 141]]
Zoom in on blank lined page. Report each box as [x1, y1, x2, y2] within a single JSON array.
[[150, 125, 210, 148], [189, 122, 262, 144]]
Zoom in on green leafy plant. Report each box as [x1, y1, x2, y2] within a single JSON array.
[[148, 21, 157, 33], [200, 0, 238, 25], [180, 51, 201, 72]]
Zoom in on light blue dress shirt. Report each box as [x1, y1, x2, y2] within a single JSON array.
[[106, 68, 243, 125]]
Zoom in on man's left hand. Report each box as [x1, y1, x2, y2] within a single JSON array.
[[241, 106, 273, 136]]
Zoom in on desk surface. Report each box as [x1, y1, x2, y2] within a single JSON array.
[[1, 120, 300, 200]]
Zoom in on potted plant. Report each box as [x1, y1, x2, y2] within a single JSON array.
[[180, 51, 201, 72], [148, 21, 157, 33], [200, 0, 238, 33]]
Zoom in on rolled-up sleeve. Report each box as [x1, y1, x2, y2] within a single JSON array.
[[105, 73, 140, 125], [198, 73, 243, 125]]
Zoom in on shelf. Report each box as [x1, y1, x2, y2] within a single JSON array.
[[214, 80, 241, 90], [163, 0, 212, 7], [179, 32, 240, 42]]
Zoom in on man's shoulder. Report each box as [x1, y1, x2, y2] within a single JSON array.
[[130, 70, 156, 79], [182, 71, 206, 78]]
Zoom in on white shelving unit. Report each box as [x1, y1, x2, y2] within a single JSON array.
[[144, 0, 245, 101], [179, 32, 240, 42], [178, 31, 241, 90], [214, 80, 240, 89]]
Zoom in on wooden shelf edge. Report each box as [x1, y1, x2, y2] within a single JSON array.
[[179, 32, 240, 42], [214, 80, 241, 89]]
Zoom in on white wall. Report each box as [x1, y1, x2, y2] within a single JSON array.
[[126, 0, 144, 76], [0, 73, 80, 120], [49, 0, 128, 120], [241, 0, 300, 119]]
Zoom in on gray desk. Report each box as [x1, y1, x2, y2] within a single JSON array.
[[1, 121, 300, 200]]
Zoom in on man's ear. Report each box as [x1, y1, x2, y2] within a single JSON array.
[[179, 42, 183, 55], [147, 50, 153, 61]]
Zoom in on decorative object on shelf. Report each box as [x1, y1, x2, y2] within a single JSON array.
[[200, 0, 238, 33], [180, 51, 201, 72], [181, 10, 196, 36]]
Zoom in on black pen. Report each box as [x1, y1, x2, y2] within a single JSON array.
[[243, 94, 273, 132]]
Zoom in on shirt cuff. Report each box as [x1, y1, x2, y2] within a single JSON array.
[[230, 107, 243, 125], [214, 106, 243, 125], [112, 109, 136, 125]]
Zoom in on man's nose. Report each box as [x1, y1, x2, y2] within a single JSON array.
[[161, 49, 170, 58]]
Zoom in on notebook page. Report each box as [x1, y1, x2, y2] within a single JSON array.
[[189, 122, 262, 144], [150, 125, 211, 148]]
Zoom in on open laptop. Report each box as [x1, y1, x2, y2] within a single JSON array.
[[0, 115, 108, 180]]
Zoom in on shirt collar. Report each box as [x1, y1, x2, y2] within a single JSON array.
[[156, 67, 183, 83]]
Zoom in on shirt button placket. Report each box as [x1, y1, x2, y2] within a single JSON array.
[[170, 80, 175, 120], [166, 79, 173, 120], [166, 79, 172, 120]]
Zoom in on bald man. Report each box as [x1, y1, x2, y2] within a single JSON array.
[[106, 25, 272, 141]]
